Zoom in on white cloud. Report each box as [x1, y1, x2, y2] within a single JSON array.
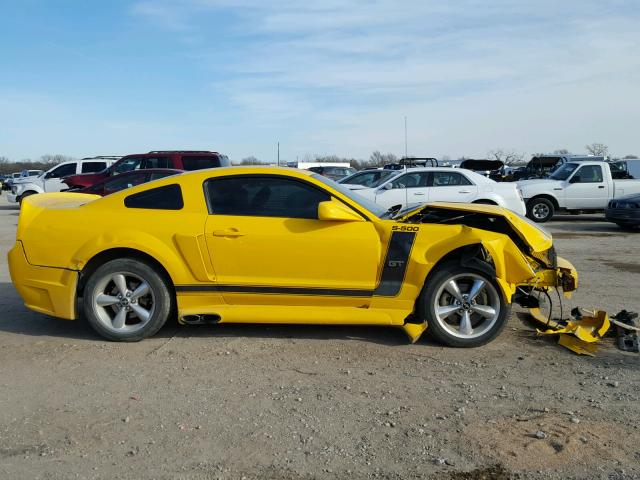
[[14, 0, 638, 161]]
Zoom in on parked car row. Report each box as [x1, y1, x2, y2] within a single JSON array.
[[5, 150, 639, 230], [7, 151, 230, 204]]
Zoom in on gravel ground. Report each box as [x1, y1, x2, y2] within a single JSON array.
[[0, 195, 638, 480]]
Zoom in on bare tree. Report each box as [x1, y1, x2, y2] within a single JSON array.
[[239, 156, 262, 165], [623, 154, 638, 159], [365, 151, 397, 168], [487, 149, 525, 166], [40, 154, 75, 164], [0, 154, 78, 175], [585, 143, 609, 157], [553, 149, 570, 154]]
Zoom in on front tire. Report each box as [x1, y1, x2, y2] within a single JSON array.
[[420, 263, 509, 347], [82, 258, 173, 341], [526, 197, 554, 223]]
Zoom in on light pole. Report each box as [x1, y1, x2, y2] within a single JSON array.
[[404, 116, 408, 158]]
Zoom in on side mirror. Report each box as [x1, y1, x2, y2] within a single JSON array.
[[381, 183, 392, 190], [318, 200, 364, 222]]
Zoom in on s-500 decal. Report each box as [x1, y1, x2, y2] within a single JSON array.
[[392, 225, 419, 232]]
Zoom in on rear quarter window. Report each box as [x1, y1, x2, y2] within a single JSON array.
[[181, 155, 221, 171], [81, 162, 107, 173], [124, 184, 184, 210]]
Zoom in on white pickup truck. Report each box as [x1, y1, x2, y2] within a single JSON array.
[[8, 157, 117, 204], [518, 161, 640, 222]]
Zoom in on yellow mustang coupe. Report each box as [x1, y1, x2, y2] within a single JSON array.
[[9, 167, 577, 346]]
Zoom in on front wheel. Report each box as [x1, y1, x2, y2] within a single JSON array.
[[82, 258, 173, 341], [526, 197, 554, 223], [420, 263, 509, 347]]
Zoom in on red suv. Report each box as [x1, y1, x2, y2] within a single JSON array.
[[63, 150, 230, 190]]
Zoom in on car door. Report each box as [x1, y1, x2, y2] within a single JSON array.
[[44, 162, 78, 192], [427, 172, 478, 203], [374, 172, 429, 209], [564, 165, 608, 209], [203, 174, 380, 306]]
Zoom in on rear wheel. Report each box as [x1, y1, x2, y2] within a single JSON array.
[[421, 263, 509, 347], [82, 258, 173, 341], [526, 197, 554, 223]]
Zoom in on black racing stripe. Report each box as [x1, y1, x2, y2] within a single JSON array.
[[175, 284, 372, 297], [175, 231, 417, 298], [373, 231, 416, 296]]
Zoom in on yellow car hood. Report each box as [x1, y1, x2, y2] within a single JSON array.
[[398, 202, 552, 253]]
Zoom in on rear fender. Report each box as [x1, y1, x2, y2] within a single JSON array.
[[71, 229, 196, 285]]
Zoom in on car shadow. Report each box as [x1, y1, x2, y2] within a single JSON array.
[[0, 204, 19, 211], [0, 282, 414, 347]]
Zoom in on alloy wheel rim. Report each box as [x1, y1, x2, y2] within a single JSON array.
[[92, 272, 155, 334], [532, 203, 550, 219], [433, 273, 500, 339]]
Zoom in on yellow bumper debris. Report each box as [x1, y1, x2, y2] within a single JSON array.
[[537, 310, 610, 356]]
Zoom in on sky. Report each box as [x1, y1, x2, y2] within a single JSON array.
[[1, 0, 639, 163]]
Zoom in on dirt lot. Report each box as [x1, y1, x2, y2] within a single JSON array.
[[0, 196, 638, 480]]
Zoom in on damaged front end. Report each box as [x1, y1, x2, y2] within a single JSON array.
[[398, 203, 611, 352]]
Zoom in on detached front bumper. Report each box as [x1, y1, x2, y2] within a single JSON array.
[[518, 255, 578, 296], [8, 241, 78, 320], [7, 193, 19, 203]]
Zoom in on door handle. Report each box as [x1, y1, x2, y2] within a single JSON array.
[[458, 190, 471, 193], [413, 192, 426, 196], [212, 229, 245, 237], [598, 186, 605, 189]]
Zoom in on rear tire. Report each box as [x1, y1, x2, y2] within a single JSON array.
[[82, 258, 173, 342], [526, 197, 554, 223], [420, 263, 509, 348]]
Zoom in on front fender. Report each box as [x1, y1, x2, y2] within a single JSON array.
[[420, 226, 535, 301]]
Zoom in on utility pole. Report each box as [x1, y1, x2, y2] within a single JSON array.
[[404, 116, 408, 158], [277, 141, 280, 166]]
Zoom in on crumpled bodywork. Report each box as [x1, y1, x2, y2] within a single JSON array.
[[397, 203, 579, 342], [537, 310, 610, 356]]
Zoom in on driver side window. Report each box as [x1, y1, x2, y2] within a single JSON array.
[[205, 176, 330, 219], [390, 173, 427, 189], [47, 163, 77, 178], [573, 165, 603, 183], [114, 157, 143, 174]]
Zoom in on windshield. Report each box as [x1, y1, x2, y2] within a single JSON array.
[[312, 174, 387, 218], [549, 162, 579, 181], [339, 170, 397, 187]]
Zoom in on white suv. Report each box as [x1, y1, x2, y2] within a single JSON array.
[[8, 157, 118, 204]]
